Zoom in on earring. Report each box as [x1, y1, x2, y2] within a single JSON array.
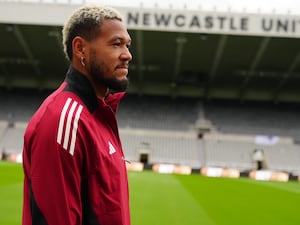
[[81, 57, 85, 67]]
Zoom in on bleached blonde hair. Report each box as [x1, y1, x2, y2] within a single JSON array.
[[62, 5, 123, 61]]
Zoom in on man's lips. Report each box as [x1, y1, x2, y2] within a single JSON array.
[[116, 64, 129, 70], [116, 64, 129, 75], [116, 65, 129, 76]]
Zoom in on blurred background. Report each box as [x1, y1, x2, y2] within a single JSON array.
[[1, 0, 300, 182]]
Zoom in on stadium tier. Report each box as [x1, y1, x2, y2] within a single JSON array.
[[1, 92, 300, 178]]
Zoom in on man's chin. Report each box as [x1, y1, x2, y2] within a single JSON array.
[[109, 79, 129, 92]]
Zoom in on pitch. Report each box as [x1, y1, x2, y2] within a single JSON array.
[[1, 162, 300, 225]]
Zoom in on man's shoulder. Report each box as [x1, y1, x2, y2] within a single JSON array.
[[28, 84, 89, 128]]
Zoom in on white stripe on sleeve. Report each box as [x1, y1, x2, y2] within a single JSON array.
[[63, 101, 78, 150], [69, 104, 83, 155], [57, 97, 83, 155], [57, 97, 72, 144]]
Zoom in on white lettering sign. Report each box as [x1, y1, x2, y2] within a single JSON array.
[[120, 8, 300, 38]]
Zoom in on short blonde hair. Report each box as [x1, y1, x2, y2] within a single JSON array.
[[62, 5, 123, 61]]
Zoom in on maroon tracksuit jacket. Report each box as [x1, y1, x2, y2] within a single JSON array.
[[22, 66, 130, 225]]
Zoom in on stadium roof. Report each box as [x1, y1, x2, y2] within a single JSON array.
[[1, 0, 300, 103]]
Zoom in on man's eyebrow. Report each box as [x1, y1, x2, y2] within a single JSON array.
[[111, 36, 131, 44]]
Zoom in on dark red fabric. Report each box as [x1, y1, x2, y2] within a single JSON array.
[[22, 73, 130, 225]]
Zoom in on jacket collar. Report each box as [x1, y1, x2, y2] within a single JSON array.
[[64, 66, 126, 113]]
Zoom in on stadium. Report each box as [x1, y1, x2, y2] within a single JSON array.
[[1, 0, 300, 225]]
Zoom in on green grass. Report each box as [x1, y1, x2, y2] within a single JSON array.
[[0, 161, 23, 225], [1, 162, 300, 225], [129, 171, 300, 225]]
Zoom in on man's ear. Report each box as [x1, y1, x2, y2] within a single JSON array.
[[72, 36, 86, 58]]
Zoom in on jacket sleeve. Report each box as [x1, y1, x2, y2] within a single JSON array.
[[26, 107, 85, 225]]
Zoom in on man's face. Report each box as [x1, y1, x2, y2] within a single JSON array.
[[86, 19, 132, 92]]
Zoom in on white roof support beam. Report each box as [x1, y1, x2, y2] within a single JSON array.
[[273, 51, 300, 101], [209, 35, 227, 80], [48, 27, 67, 60], [13, 25, 41, 76], [240, 36, 270, 99], [205, 35, 227, 99], [135, 30, 144, 94], [172, 34, 186, 83]]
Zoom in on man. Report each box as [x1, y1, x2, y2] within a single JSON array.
[[22, 5, 132, 225]]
